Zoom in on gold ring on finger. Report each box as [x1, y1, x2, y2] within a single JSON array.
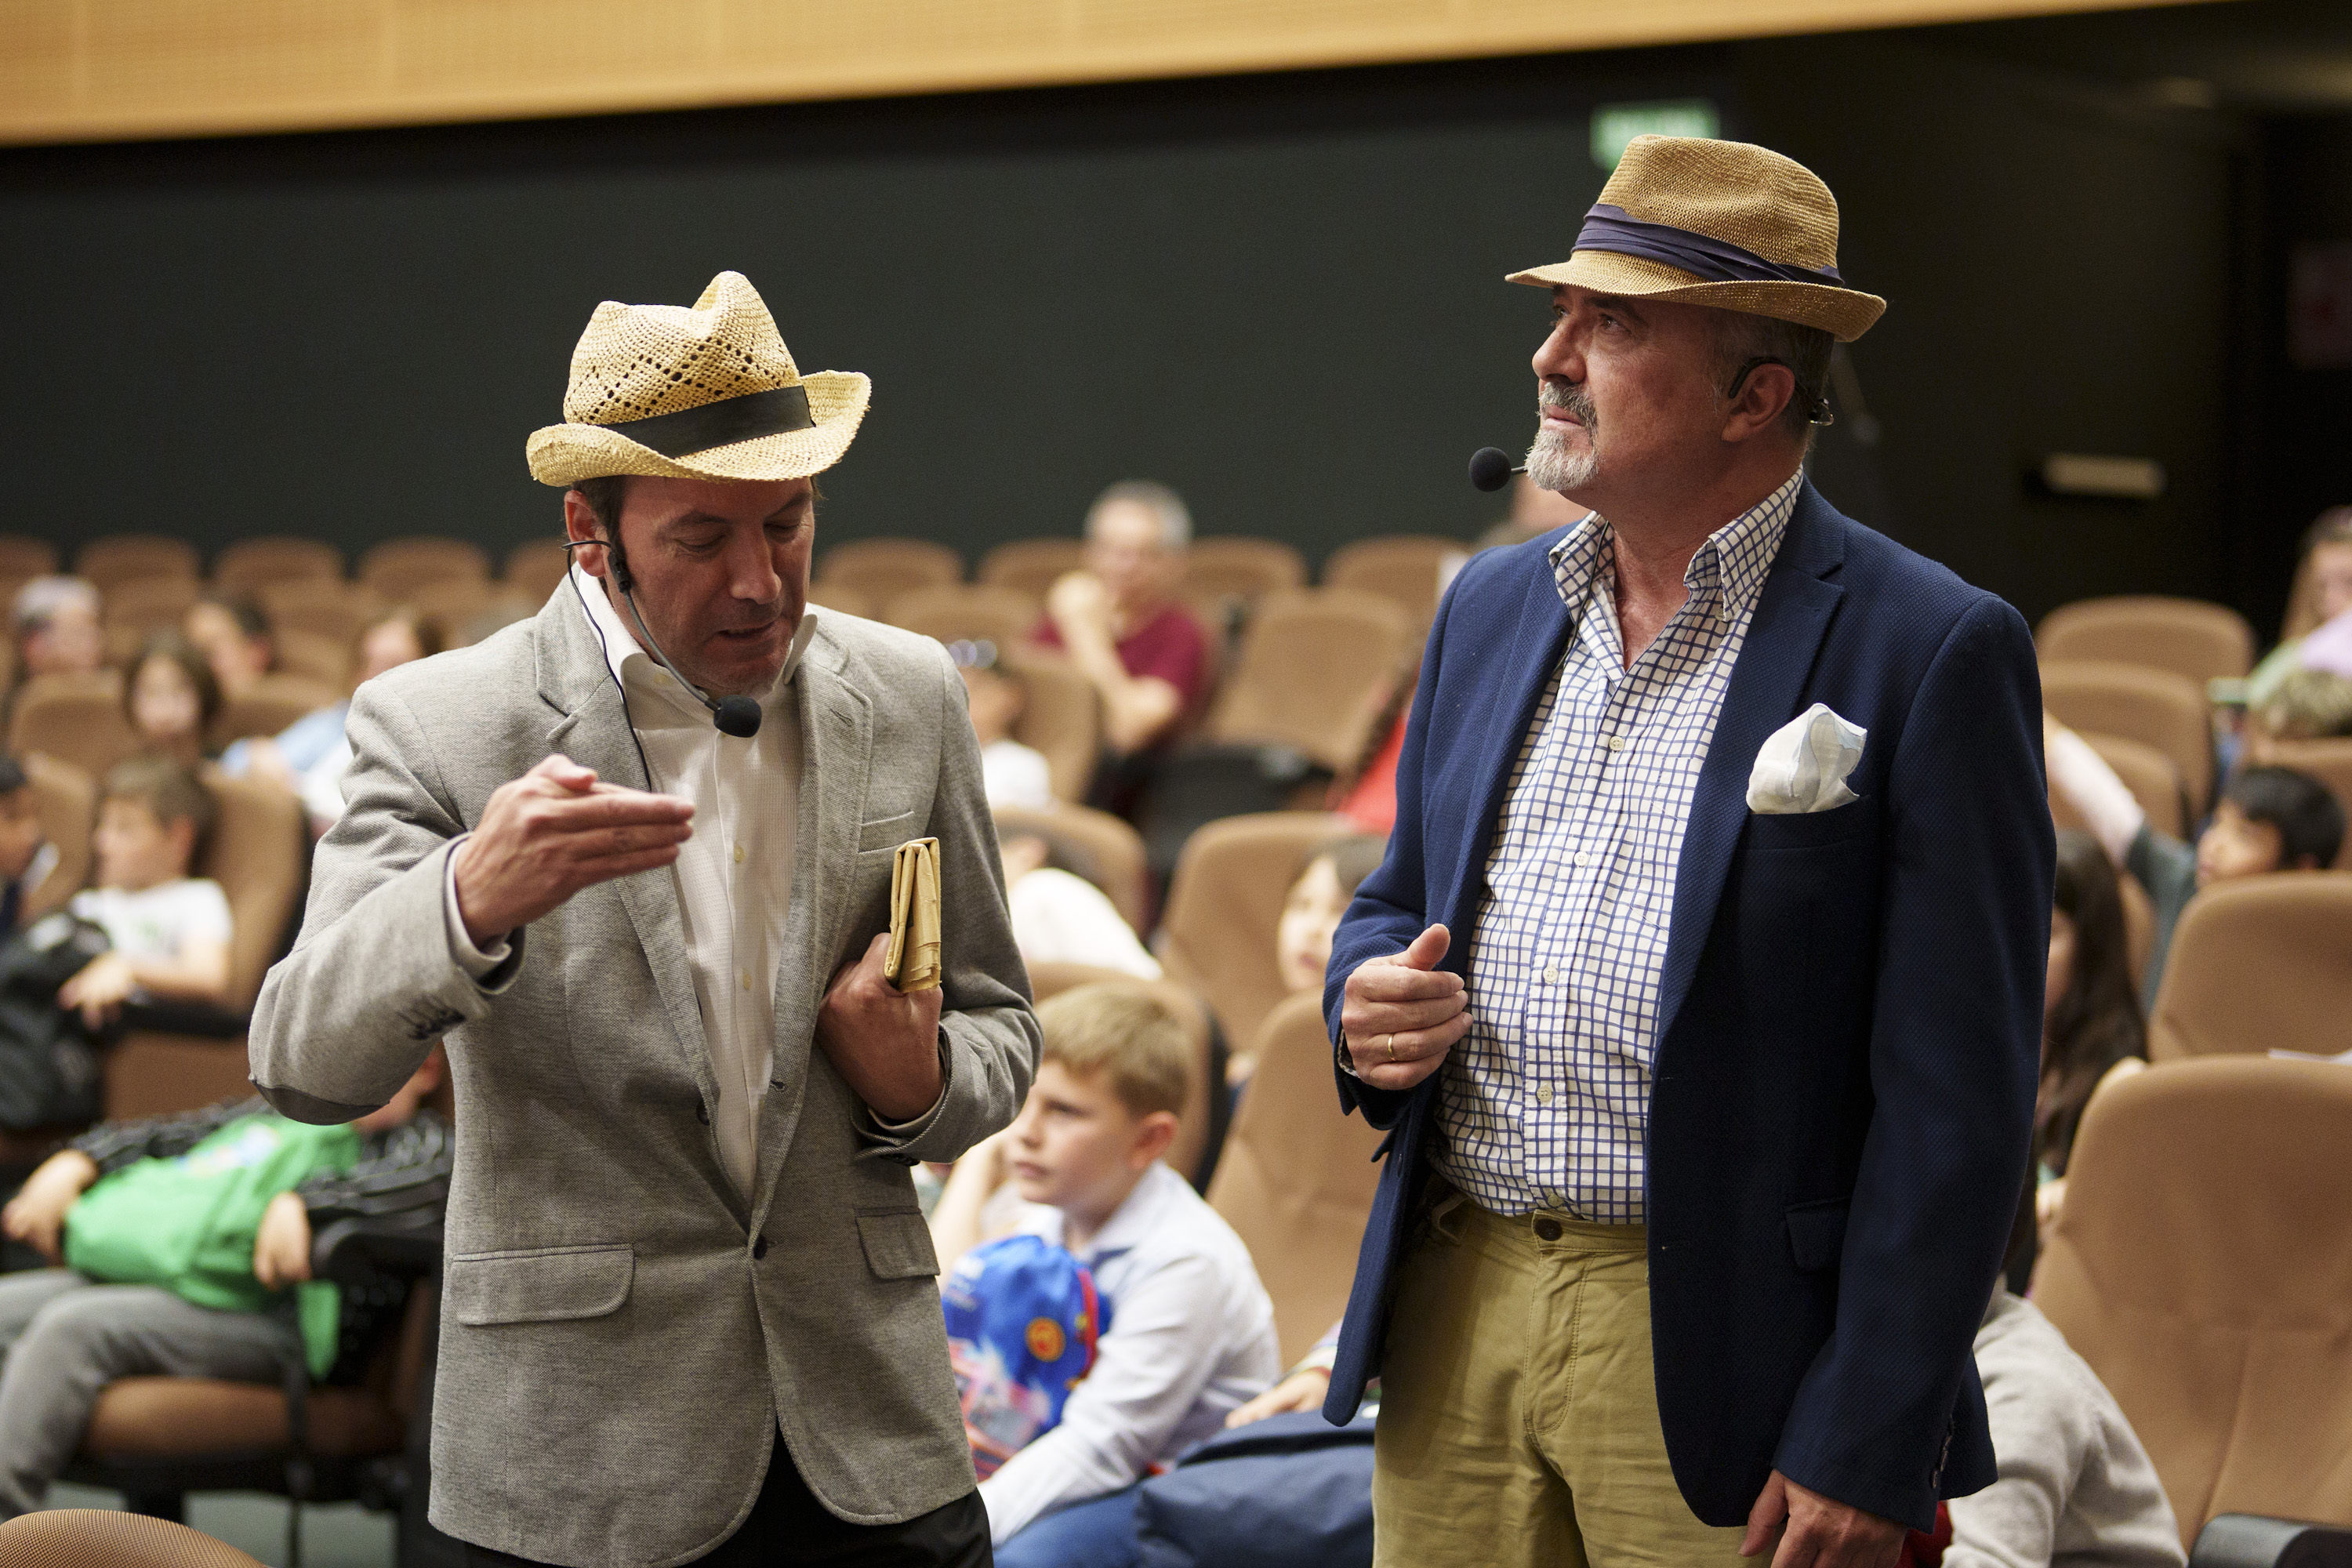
[[1383, 1034, 1397, 1064]]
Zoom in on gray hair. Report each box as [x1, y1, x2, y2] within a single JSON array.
[[1711, 310, 1835, 448], [13, 575, 100, 633], [1085, 481, 1192, 551]]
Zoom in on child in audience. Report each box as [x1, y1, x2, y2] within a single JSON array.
[[1000, 829, 1160, 980], [2255, 667, 2352, 741], [956, 641, 1054, 811], [183, 593, 275, 700], [227, 608, 441, 833], [931, 984, 1279, 1563], [0, 1050, 452, 1523], [124, 631, 223, 770], [2245, 507, 2352, 707], [1226, 833, 1388, 1085], [58, 757, 234, 1029], [0, 755, 56, 932], [2035, 831, 2147, 1239], [2045, 717, 2345, 1009]]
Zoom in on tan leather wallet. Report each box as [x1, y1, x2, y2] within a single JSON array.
[[883, 837, 942, 993]]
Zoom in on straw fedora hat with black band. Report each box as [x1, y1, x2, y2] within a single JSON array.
[[1509, 135, 1885, 343], [527, 270, 870, 487]]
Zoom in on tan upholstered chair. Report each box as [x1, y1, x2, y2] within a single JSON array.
[[2241, 735, 2352, 869], [996, 652, 1098, 804], [815, 539, 963, 601], [2034, 1057, 2352, 1548], [1027, 965, 1218, 1186], [1182, 538, 1306, 608], [2036, 597, 2255, 686], [2118, 872, 2156, 993], [2144, 873, 2352, 1062], [882, 584, 1042, 653], [1323, 535, 1462, 625], [107, 773, 307, 1120], [503, 538, 573, 605], [0, 1510, 267, 1567], [0, 535, 60, 581], [103, 576, 202, 642], [978, 538, 1086, 597], [1206, 992, 1386, 1364], [2281, 553, 2326, 644], [407, 578, 532, 647], [256, 579, 378, 651], [2049, 731, 2187, 842], [1157, 811, 1348, 1057], [209, 673, 340, 750], [273, 628, 351, 688], [9, 673, 140, 784], [2041, 659, 2215, 814], [994, 802, 1151, 935], [210, 537, 343, 595], [1209, 588, 1414, 771], [77, 536, 201, 593], [807, 583, 875, 620], [22, 751, 94, 925], [358, 536, 491, 600]]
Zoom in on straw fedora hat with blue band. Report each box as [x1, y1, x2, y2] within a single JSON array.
[[526, 270, 870, 487], [1509, 135, 1886, 343]]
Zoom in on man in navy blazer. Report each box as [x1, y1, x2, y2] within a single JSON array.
[[1323, 137, 2050, 1567]]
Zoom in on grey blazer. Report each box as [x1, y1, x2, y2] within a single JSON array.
[[249, 587, 1038, 1568]]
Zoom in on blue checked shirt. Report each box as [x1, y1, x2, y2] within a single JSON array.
[[1432, 471, 1802, 1223]]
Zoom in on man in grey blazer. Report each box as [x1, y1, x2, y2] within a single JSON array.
[[250, 271, 1039, 1568]]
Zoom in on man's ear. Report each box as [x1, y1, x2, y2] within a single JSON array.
[[1721, 361, 1798, 445], [1131, 1110, 1179, 1170], [561, 490, 613, 581]]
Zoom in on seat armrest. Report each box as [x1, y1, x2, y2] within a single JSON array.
[[2190, 1515, 2352, 1568], [310, 1212, 444, 1287]]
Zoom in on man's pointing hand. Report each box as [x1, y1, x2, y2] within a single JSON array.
[[452, 753, 694, 949]]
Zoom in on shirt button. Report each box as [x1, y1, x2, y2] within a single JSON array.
[[739, 970, 752, 990], [1603, 734, 1628, 752], [1534, 1084, 1554, 1105], [734, 844, 746, 864], [1543, 964, 1560, 984], [1574, 851, 1595, 868]]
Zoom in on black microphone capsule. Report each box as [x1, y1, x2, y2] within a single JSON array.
[[1468, 447, 1522, 492], [713, 695, 764, 739]]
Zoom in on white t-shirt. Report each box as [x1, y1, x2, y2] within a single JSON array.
[[71, 880, 234, 963], [1006, 868, 1161, 980], [982, 739, 1054, 811]]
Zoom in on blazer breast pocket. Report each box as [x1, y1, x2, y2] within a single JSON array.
[[856, 811, 920, 855], [1744, 800, 1875, 854], [445, 1243, 634, 1326]]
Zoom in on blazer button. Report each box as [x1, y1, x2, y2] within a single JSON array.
[[753, 1235, 769, 1260]]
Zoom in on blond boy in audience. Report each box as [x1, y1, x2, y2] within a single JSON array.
[[932, 984, 1279, 1562], [57, 757, 234, 1029]]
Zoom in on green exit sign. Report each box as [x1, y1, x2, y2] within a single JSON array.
[[1590, 100, 1722, 171]]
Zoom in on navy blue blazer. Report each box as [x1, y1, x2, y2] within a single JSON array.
[[1319, 483, 2050, 1532]]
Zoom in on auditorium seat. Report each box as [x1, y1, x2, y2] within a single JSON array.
[[209, 673, 340, 750], [1206, 991, 1386, 1365], [103, 575, 202, 642], [257, 579, 378, 650], [1027, 964, 1219, 1187], [1207, 587, 1414, 770], [1157, 811, 1348, 1058], [358, 536, 491, 600], [210, 537, 343, 596], [814, 539, 963, 601], [2119, 871, 2156, 992], [2241, 735, 2352, 868], [106, 774, 307, 1120], [9, 673, 140, 783], [273, 627, 351, 688], [2040, 659, 2215, 813], [2049, 731, 2187, 841], [503, 538, 572, 605], [78, 536, 201, 593], [1323, 534, 1463, 625], [408, 577, 530, 646], [1000, 651, 1099, 804], [2144, 873, 2352, 1063], [1181, 537, 1307, 613], [0, 535, 59, 581], [0, 1509, 267, 1566], [2034, 1057, 2352, 1548], [2036, 596, 2255, 686], [977, 538, 1085, 597], [23, 751, 94, 924], [993, 801, 1151, 935], [882, 583, 1042, 652], [806, 583, 875, 620]]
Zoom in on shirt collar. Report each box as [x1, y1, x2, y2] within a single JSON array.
[[1547, 467, 1804, 620], [568, 564, 816, 720], [1058, 1162, 1182, 1265]]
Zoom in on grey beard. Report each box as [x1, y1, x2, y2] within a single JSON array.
[[1526, 421, 1595, 492]]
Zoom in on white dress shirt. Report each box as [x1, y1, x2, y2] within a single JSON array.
[[978, 1162, 1280, 1544], [1436, 472, 1800, 1223], [446, 568, 815, 1200]]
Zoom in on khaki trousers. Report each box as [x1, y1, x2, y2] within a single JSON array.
[[1372, 1188, 1759, 1568]]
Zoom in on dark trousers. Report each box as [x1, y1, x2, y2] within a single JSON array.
[[462, 1431, 991, 1568]]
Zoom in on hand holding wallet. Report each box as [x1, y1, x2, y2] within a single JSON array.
[[883, 837, 942, 993]]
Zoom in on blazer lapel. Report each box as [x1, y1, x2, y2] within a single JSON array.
[[1654, 485, 1849, 1044]]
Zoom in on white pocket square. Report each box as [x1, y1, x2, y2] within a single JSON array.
[[1747, 702, 1867, 815]]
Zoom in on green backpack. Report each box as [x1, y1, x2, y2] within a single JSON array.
[[65, 1113, 362, 1377]]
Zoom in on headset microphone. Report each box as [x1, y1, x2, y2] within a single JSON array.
[[1468, 446, 1526, 492], [562, 539, 766, 739]]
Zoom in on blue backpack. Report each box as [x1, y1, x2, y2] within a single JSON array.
[[942, 1234, 1106, 1478]]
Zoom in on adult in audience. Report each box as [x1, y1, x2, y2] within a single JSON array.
[[1329, 137, 2049, 1565], [123, 631, 222, 771], [9, 577, 103, 691], [249, 270, 1033, 1568], [1000, 828, 1160, 980], [183, 593, 274, 699], [0, 1051, 450, 1523], [1032, 481, 1211, 816], [226, 608, 442, 833], [931, 985, 1279, 1563], [2245, 506, 2352, 707], [0, 756, 57, 932], [2034, 831, 2147, 1241], [2047, 717, 2346, 1009], [956, 641, 1054, 810]]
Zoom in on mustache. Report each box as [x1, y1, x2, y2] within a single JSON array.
[[1539, 378, 1596, 430]]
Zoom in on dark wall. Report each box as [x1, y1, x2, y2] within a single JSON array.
[[0, 27, 2252, 629]]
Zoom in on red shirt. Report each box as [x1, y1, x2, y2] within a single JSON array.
[[1031, 602, 1212, 728]]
